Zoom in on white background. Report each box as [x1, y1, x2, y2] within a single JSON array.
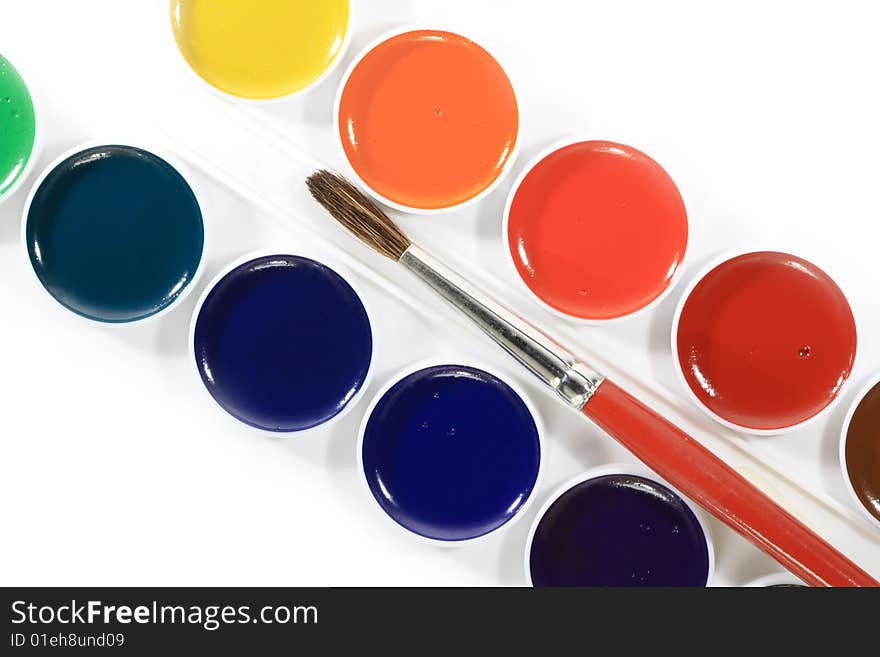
[[1, 0, 879, 586]]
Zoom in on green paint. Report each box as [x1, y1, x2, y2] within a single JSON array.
[[0, 54, 36, 198]]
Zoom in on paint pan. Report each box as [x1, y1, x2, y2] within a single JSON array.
[[503, 137, 688, 321], [839, 373, 880, 529], [0, 53, 40, 204], [335, 27, 519, 214], [191, 251, 373, 434], [358, 360, 543, 545], [673, 249, 857, 435], [169, 0, 350, 100], [745, 573, 807, 587], [22, 141, 205, 324], [525, 465, 714, 587]]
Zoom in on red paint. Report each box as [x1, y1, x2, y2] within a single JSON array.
[[583, 380, 877, 587], [676, 251, 856, 431], [506, 140, 687, 320]]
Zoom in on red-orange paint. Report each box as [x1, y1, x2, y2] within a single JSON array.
[[506, 141, 688, 320], [337, 29, 518, 210], [676, 251, 857, 431]]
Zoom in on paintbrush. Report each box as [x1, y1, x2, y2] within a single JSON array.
[[306, 169, 877, 587]]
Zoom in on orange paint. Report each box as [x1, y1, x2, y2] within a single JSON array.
[[337, 30, 518, 211]]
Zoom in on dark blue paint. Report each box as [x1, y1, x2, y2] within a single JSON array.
[[529, 474, 710, 587], [362, 364, 541, 541], [26, 145, 204, 323], [193, 254, 372, 432]]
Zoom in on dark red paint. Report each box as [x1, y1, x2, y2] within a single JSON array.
[[676, 251, 857, 431]]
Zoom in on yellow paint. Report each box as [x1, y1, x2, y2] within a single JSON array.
[[170, 0, 349, 100]]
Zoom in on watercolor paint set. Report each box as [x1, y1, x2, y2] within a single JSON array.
[[1, 1, 878, 587]]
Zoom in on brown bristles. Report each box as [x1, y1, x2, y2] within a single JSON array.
[[306, 170, 412, 261]]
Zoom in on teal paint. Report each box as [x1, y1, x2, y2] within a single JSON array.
[[25, 145, 204, 323]]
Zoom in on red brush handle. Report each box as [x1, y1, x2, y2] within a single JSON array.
[[583, 380, 878, 587]]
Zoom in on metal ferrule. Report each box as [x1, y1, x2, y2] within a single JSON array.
[[399, 245, 605, 410]]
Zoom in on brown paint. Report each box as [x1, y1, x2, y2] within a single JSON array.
[[845, 381, 880, 523]]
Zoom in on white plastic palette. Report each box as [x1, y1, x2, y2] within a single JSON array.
[[1, 1, 878, 586]]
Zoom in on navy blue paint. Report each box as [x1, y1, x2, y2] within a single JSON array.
[[362, 364, 541, 541], [530, 474, 710, 587], [193, 254, 372, 432], [26, 145, 204, 323]]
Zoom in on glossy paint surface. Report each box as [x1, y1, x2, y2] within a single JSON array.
[[844, 381, 880, 523], [507, 141, 687, 319], [362, 365, 540, 541], [676, 251, 856, 431], [529, 474, 710, 587], [0, 54, 36, 197], [170, 0, 349, 99], [26, 145, 204, 323], [338, 30, 518, 210], [194, 255, 372, 432]]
